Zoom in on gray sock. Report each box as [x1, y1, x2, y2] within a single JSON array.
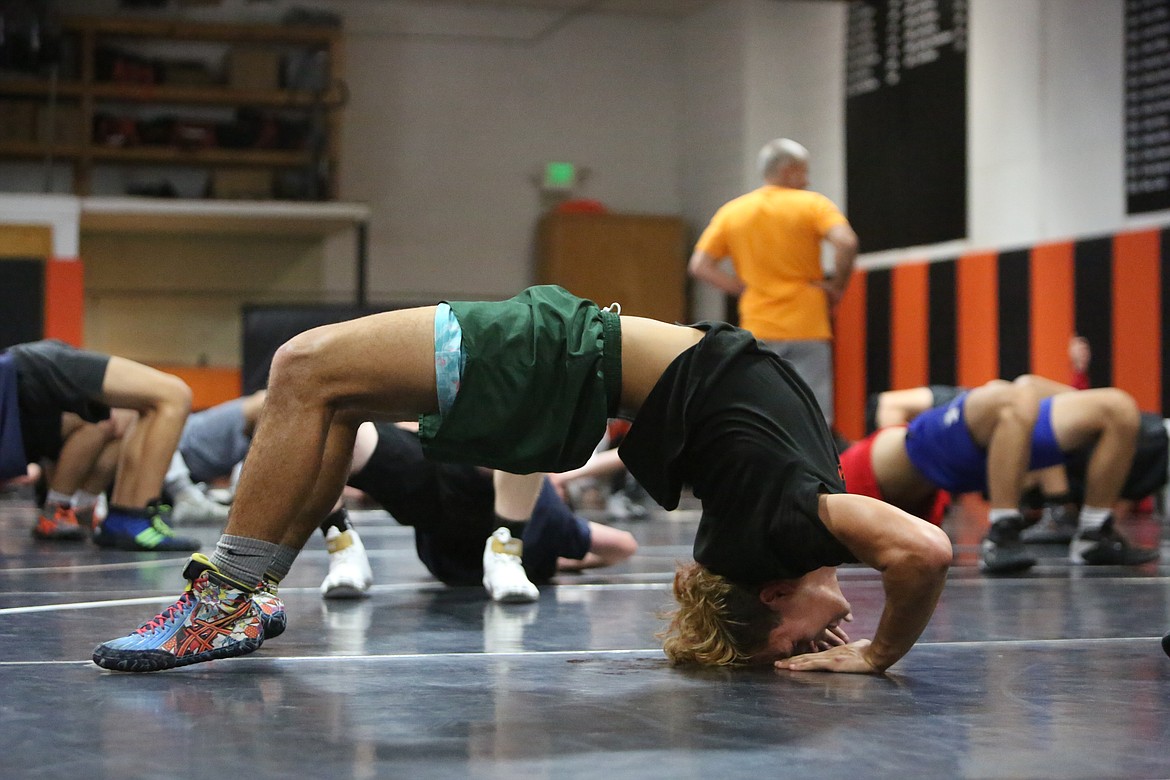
[[211, 534, 279, 586], [264, 545, 300, 583]]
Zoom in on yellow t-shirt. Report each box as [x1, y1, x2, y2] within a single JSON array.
[[695, 185, 849, 341]]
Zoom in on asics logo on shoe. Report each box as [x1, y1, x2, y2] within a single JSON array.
[[171, 601, 261, 658]]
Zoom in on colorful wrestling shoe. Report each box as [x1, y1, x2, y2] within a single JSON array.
[[980, 514, 1037, 574], [1020, 504, 1078, 545], [320, 526, 374, 599], [94, 504, 201, 552], [482, 527, 539, 603], [92, 554, 263, 672], [255, 580, 287, 639], [1069, 517, 1159, 566], [32, 503, 87, 541], [74, 505, 95, 534]]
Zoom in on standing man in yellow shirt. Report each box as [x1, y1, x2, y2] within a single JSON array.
[[689, 138, 859, 426]]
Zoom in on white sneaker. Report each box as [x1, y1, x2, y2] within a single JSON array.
[[170, 485, 231, 525], [320, 527, 374, 599], [606, 491, 649, 521], [482, 527, 539, 603], [205, 487, 234, 505]]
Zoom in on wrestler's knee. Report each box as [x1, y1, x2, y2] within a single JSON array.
[[269, 326, 346, 400], [91, 416, 119, 440], [1009, 374, 1042, 390], [152, 373, 193, 417], [998, 390, 1040, 429]]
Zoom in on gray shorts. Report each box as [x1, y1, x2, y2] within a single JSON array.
[[760, 339, 833, 425], [180, 398, 252, 482]]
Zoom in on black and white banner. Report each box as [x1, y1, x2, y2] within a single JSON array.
[[845, 0, 968, 251]]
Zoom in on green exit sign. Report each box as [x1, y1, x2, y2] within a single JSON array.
[[543, 162, 577, 190]]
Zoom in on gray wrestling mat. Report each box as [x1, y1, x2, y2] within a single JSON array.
[[1, 492, 1169, 779]]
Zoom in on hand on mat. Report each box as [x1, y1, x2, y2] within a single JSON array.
[[774, 639, 880, 674]]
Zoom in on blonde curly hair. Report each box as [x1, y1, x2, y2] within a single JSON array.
[[658, 561, 780, 667]]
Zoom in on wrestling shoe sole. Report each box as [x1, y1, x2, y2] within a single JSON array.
[[323, 584, 368, 600], [259, 612, 287, 639], [92, 635, 263, 673]]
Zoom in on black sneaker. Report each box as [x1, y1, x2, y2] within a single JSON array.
[[1069, 517, 1159, 566], [980, 514, 1037, 574], [1020, 504, 1078, 544], [1018, 485, 1046, 520], [1162, 631, 1170, 658]]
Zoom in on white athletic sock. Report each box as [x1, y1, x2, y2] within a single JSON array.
[[72, 490, 100, 511], [1077, 506, 1111, 532], [45, 489, 73, 507], [988, 508, 1020, 526]]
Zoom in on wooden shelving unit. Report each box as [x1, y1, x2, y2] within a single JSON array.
[[0, 16, 344, 199]]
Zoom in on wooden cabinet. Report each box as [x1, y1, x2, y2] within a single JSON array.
[[0, 16, 344, 199], [537, 212, 689, 324]]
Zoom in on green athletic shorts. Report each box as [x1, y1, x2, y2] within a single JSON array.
[[418, 285, 621, 474]]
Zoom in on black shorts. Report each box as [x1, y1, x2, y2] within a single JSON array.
[[1065, 411, 1168, 501], [9, 340, 111, 462], [929, 384, 965, 409], [349, 423, 590, 585]]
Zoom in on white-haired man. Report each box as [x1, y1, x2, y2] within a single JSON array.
[[688, 137, 858, 425]]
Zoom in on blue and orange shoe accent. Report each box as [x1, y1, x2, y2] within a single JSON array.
[[93, 503, 200, 552], [32, 503, 87, 541], [92, 554, 263, 672], [254, 579, 287, 639]]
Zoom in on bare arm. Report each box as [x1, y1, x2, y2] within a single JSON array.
[[874, 387, 935, 428], [549, 447, 625, 494], [776, 493, 951, 673], [687, 248, 745, 297], [812, 223, 859, 307], [1011, 374, 1077, 397]]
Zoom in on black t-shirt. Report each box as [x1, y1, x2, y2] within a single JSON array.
[[619, 323, 856, 585]]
